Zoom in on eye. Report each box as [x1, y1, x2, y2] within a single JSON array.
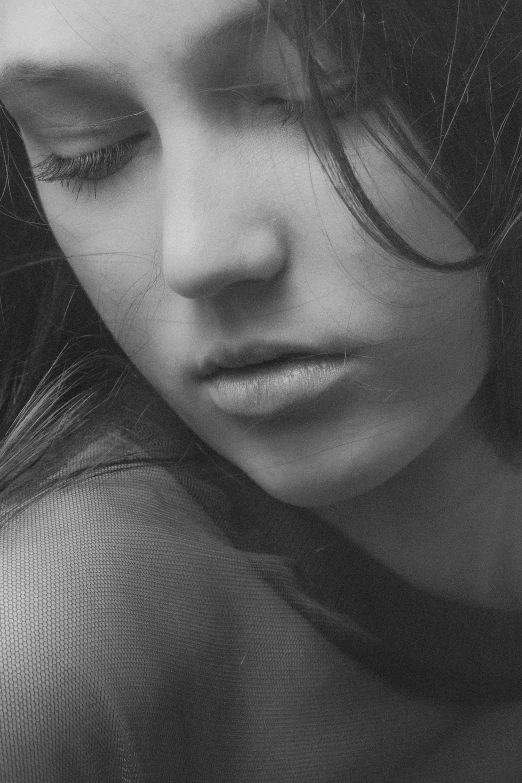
[[258, 75, 356, 127], [32, 131, 149, 194], [259, 96, 306, 125]]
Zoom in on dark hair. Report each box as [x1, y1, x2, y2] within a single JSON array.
[[271, 0, 522, 457], [1, 0, 521, 478]]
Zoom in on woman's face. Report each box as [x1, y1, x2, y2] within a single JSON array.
[[0, 0, 489, 506]]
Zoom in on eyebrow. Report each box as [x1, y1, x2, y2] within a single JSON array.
[[0, 62, 120, 94], [0, 8, 278, 97]]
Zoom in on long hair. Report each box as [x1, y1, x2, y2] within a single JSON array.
[[1, 0, 521, 484], [0, 116, 129, 493]]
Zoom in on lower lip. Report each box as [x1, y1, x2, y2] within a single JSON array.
[[204, 356, 353, 418]]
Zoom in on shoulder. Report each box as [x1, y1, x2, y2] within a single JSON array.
[[0, 458, 250, 680], [0, 459, 254, 779]]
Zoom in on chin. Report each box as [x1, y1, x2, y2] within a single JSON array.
[[240, 451, 398, 509], [235, 413, 456, 509]]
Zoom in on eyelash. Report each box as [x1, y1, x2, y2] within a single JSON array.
[[32, 132, 149, 194], [260, 97, 306, 125]]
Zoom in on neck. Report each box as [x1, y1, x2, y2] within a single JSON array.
[[317, 410, 522, 609]]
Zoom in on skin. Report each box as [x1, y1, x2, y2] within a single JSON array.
[[2, 0, 520, 604]]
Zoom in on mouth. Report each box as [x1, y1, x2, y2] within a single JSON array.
[[198, 344, 356, 418], [198, 344, 339, 377]]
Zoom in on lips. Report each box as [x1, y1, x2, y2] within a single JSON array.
[[196, 342, 354, 379], [197, 342, 358, 418]]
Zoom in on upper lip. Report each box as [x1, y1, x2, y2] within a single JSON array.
[[196, 341, 358, 378]]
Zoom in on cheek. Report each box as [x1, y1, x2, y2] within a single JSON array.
[[37, 181, 163, 339], [35, 159, 160, 251], [76, 258, 166, 357]]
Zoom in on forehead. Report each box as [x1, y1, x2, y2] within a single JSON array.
[[0, 0, 266, 94]]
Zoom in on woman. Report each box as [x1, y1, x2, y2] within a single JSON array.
[[0, 0, 521, 779]]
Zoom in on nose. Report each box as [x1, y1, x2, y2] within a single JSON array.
[[160, 130, 289, 300]]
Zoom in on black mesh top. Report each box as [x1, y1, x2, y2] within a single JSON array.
[[1, 392, 522, 782]]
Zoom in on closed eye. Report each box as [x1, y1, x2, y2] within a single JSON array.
[[258, 95, 306, 124], [32, 131, 150, 191]]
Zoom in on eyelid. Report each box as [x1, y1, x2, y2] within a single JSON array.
[[31, 131, 149, 186], [16, 107, 150, 153]]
